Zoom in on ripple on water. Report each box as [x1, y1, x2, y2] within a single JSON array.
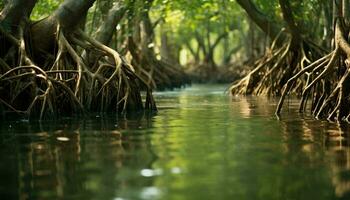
[[0, 84, 350, 200]]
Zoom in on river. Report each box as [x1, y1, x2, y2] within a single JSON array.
[[0, 84, 349, 200]]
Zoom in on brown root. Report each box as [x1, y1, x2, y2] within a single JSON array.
[[127, 37, 189, 90], [230, 31, 325, 97], [0, 25, 157, 119], [276, 18, 350, 122]]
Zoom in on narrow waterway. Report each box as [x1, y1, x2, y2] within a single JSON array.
[[1, 84, 350, 200]]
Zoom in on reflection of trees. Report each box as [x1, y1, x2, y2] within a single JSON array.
[[280, 116, 350, 199], [230, 96, 350, 199], [280, 118, 326, 163], [0, 114, 157, 200], [231, 96, 279, 118], [4, 91, 350, 200], [325, 123, 350, 199]]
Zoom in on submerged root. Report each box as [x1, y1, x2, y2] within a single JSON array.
[[276, 19, 350, 122], [0, 26, 157, 119]]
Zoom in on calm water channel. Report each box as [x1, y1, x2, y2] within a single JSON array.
[[1, 84, 350, 200]]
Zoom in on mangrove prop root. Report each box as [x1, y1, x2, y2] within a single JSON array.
[[230, 34, 324, 96], [127, 37, 188, 90], [276, 19, 350, 122], [0, 26, 156, 119]]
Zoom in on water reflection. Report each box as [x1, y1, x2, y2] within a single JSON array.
[[0, 114, 157, 200], [2, 85, 350, 200], [237, 96, 350, 199], [325, 123, 350, 198], [277, 102, 350, 199]]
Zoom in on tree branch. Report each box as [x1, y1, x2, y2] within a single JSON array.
[[210, 32, 228, 52], [195, 31, 207, 55], [236, 0, 284, 42]]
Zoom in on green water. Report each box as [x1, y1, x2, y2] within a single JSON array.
[[1, 84, 350, 200]]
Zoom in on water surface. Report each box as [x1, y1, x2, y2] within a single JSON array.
[[1, 84, 350, 200]]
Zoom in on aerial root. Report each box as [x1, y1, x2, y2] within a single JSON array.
[[0, 26, 156, 119], [127, 37, 188, 90], [276, 51, 335, 114], [230, 34, 324, 96], [276, 19, 350, 122]]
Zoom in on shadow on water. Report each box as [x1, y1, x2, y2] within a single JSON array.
[[230, 96, 350, 200], [1, 84, 350, 200], [324, 123, 350, 199], [0, 113, 158, 200], [272, 100, 350, 200]]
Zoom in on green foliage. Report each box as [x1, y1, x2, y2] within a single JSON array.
[[254, 0, 280, 19], [150, 0, 252, 64], [30, 0, 63, 20], [152, 0, 329, 65], [290, 0, 326, 37], [19, 0, 333, 67]]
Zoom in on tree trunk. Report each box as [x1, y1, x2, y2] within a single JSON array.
[[30, 0, 95, 56], [343, 0, 350, 23], [140, 1, 155, 53], [322, 0, 333, 48], [276, 0, 350, 121], [204, 32, 227, 72], [0, 0, 156, 118], [52, 0, 95, 30], [235, 0, 283, 41], [0, 0, 37, 33], [195, 31, 207, 57], [278, 0, 302, 46], [95, 2, 126, 46], [204, 50, 216, 69], [185, 41, 200, 63], [0, 0, 37, 61], [223, 44, 241, 65], [160, 25, 180, 65], [247, 18, 255, 59]]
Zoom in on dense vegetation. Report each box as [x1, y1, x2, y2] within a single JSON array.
[[1, 0, 350, 122]]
